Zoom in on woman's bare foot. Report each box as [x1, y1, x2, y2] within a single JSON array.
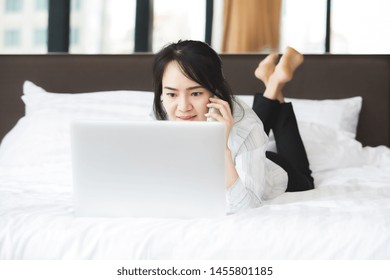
[[254, 53, 278, 85], [264, 47, 304, 103], [273, 47, 304, 84]]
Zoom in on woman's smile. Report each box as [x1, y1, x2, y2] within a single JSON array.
[[176, 115, 197, 121]]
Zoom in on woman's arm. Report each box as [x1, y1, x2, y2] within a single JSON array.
[[225, 149, 238, 188], [206, 98, 270, 213], [205, 97, 238, 187], [226, 122, 269, 213]]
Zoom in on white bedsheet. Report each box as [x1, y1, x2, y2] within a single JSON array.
[[1, 82, 389, 259], [1, 150, 390, 260]]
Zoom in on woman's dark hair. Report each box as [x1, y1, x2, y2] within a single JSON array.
[[153, 40, 235, 120]]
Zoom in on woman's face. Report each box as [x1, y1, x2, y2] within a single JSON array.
[[161, 61, 212, 121]]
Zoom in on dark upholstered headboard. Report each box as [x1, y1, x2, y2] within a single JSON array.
[[0, 54, 389, 147]]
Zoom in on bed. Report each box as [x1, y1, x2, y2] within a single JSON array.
[[0, 54, 389, 259]]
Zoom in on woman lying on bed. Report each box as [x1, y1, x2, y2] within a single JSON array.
[[152, 40, 314, 213]]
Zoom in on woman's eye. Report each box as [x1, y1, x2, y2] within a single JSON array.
[[191, 92, 203, 97], [166, 93, 176, 98]]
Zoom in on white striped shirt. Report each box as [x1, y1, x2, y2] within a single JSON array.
[[226, 98, 288, 214]]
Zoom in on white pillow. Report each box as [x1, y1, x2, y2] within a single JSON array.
[[263, 121, 365, 173], [22, 80, 154, 119], [0, 81, 154, 191], [237, 95, 364, 173], [297, 122, 365, 173], [237, 95, 362, 138], [285, 96, 362, 138]]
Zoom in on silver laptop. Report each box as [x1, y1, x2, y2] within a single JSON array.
[[70, 120, 226, 218]]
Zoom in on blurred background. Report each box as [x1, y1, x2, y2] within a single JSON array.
[[0, 0, 389, 54]]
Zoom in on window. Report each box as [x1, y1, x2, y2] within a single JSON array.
[[153, 0, 206, 52], [69, 0, 136, 53], [35, 0, 47, 11], [34, 28, 47, 46], [1, 0, 389, 54], [279, 0, 390, 54], [1, 0, 48, 53], [331, 0, 390, 54], [5, 0, 23, 12], [71, 0, 80, 11], [4, 29, 21, 47], [280, 0, 327, 53], [70, 27, 79, 46]]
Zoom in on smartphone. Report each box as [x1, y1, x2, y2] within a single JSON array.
[[207, 95, 221, 122]]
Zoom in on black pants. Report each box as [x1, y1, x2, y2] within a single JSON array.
[[252, 94, 314, 192]]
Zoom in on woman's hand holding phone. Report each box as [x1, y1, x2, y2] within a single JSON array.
[[206, 107, 220, 122], [205, 96, 234, 149], [206, 96, 223, 122]]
